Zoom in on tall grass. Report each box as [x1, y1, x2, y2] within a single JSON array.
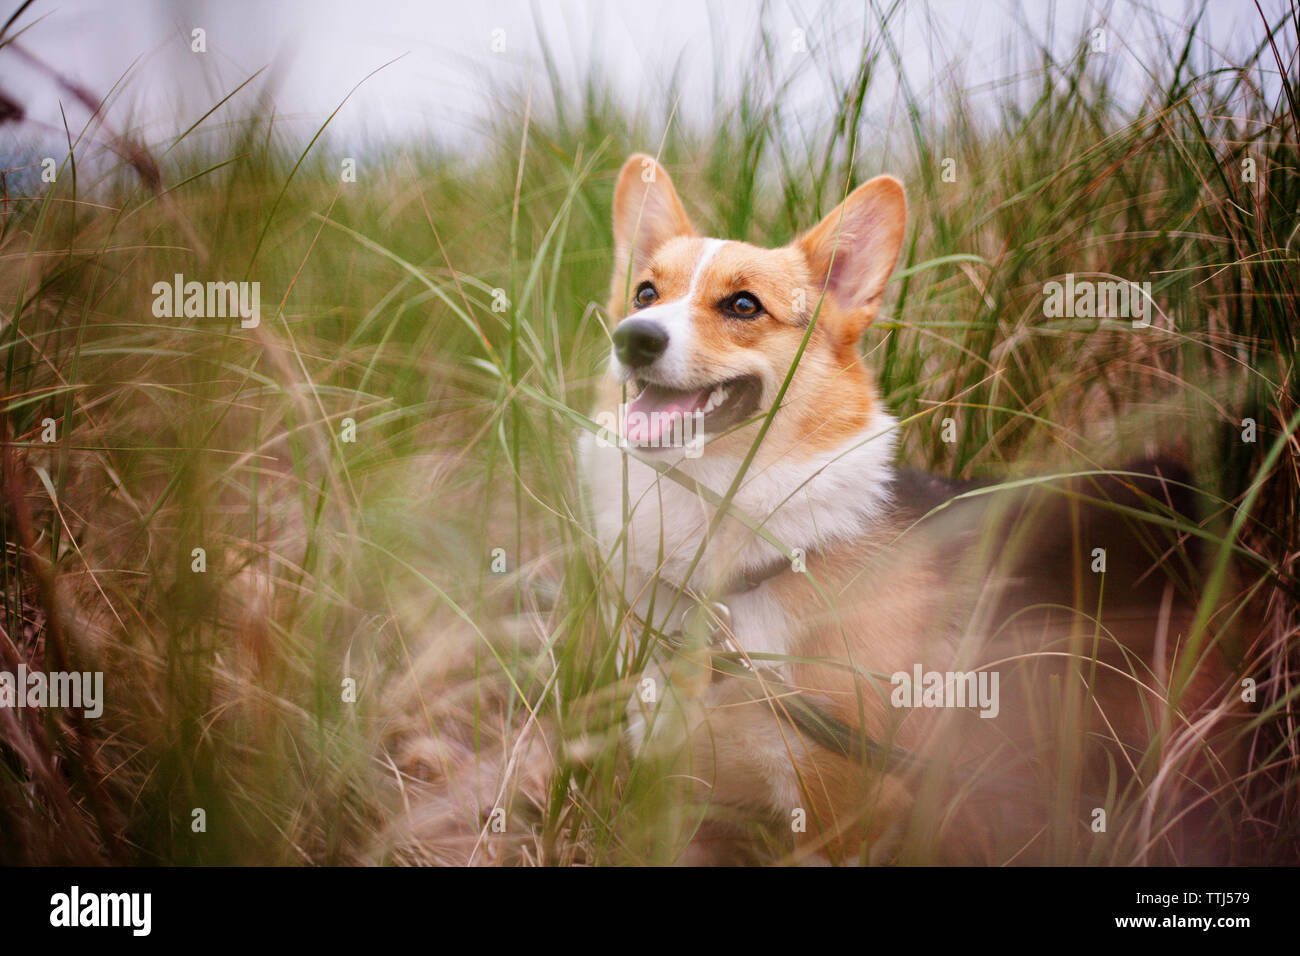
[[1, 1, 1296, 864]]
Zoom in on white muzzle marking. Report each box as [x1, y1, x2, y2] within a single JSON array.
[[610, 239, 727, 384]]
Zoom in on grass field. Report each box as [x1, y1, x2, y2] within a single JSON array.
[[1, 2, 1298, 864]]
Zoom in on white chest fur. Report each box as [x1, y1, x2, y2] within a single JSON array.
[[579, 408, 898, 657]]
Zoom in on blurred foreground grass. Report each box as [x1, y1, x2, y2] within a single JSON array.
[[1, 3, 1297, 864]]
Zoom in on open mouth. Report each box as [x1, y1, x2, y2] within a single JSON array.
[[622, 374, 763, 448]]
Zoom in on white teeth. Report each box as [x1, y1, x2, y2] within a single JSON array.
[[702, 386, 728, 414]]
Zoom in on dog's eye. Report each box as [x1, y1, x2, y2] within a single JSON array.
[[723, 292, 763, 318], [633, 282, 658, 308]]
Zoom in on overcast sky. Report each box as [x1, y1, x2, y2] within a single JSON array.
[[1, 1, 1288, 164]]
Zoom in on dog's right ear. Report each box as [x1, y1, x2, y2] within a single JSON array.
[[611, 154, 694, 288]]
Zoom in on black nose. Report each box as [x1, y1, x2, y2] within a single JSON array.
[[612, 318, 668, 368]]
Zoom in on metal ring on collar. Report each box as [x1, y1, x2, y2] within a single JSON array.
[[679, 599, 733, 648]]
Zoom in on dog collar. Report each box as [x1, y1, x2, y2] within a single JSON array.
[[660, 543, 814, 657], [722, 555, 794, 595]]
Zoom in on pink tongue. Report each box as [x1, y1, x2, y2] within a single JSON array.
[[625, 385, 709, 444]]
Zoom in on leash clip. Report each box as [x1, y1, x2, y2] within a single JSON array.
[[670, 598, 753, 675], [678, 599, 733, 648]]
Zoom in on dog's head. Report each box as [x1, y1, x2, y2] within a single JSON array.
[[602, 153, 906, 462]]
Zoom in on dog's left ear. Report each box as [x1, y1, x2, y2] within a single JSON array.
[[797, 175, 906, 345]]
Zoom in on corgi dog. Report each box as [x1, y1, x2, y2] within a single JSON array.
[[580, 154, 1242, 864]]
